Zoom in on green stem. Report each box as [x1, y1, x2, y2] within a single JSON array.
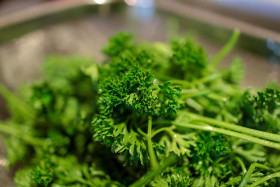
[[152, 126, 175, 138], [183, 111, 280, 143], [129, 153, 179, 187], [170, 74, 220, 89], [239, 163, 271, 187], [248, 172, 280, 187], [0, 123, 44, 145], [147, 116, 158, 170], [153, 120, 172, 126], [136, 127, 148, 138], [174, 122, 280, 150], [133, 122, 147, 138], [235, 157, 247, 174], [0, 83, 35, 120], [181, 90, 211, 99], [210, 29, 240, 67], [185, 98, 203, 112], [169, 79, 190, 87], [192, 74, 220, 85]]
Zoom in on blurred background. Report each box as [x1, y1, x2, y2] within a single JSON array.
[[0, 0, 280, 186], [1, 0, 280, 32]]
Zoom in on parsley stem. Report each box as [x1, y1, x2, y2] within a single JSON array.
[[210, 29, 240, 67], [129, 153, 178, 187], [239, 163, 271, 187], [174, 122, 280, 150], [235, 157, 247, 174], [0, 122, 44, 145], [147, 116, 158, 170], [248, 172, 280, 187], [0, 83, 35, 120], [152, 126, 175, 138], [169, 79, 190, 87], [170, 74, 219, 88], [192, 74, 219, 85], [181, 90, 211, 99], [182, 111, 280, 143], [136, 127, 148, 138]]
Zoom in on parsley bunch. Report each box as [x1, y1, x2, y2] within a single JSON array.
[[0, 30, 280, 187]]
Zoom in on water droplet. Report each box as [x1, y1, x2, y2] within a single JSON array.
[[153, 78, 158, 85]]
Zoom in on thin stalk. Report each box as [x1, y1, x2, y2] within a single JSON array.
[[169, 74, 219, 89], [169, 79, 190, 87], [152, 126, 175, 138], [248, 172, 280, 187], [210, 29, 240, 67], [0, 123, 44, 145], [185, 98, 203, 112], [136, 127, 148, 138], [129, 153, 179, 187], [181, 91, 211, 99], [183, 111, 280, 143], [192, 74, 220, 85], [239, 163, 271, 187], [0, 83, 35, 120], [133, 122, 147, 138], [147, 116, 158, 170], [207, 93, 228, 101], [173, 122, 280, 150], [153, 120, 172, 126], [235, 157, 247, 174]]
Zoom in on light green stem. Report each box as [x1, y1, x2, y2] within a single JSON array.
[[183, 111, 280, 143], [147, 116, 158, 170], [169, 74, 219, 88], [239, 163, 271, 187], [169, 79, 190, 87], [129, 153, 178, 187], [192, 74, 219, 85], [0, 83, 35, 120], [136, 127, 148, 138], [0, 123, 44, 145], [235, 157, 247, 174], [181, 90, 211, 99], [248, 172, 280, 187], [210, 29, 240, 66], [152, 126, 175, 138], [174, 122, 280, 150]]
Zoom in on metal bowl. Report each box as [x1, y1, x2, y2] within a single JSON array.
[[0, 0, 279, 186]]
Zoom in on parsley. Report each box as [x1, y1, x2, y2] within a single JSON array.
[[0, 30, 280, 187]]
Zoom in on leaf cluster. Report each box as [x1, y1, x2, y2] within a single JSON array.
[[0, 31, 279, 187]]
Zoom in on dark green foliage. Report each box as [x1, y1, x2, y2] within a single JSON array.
[[16, 155, 124, 187], [1, 31, 280, 187], [168, 38, 208, 81], [237, 88, 280, 133], [102, 32, 135, 57], [92, 116, 150, 165], [190, 132, 232, 183], [99, 65, 182, 118], [99, 65, 156, 117], [192, 132, 230, 164], [31, 156, 55, 186], [222, 57, 245, 85], [158, 82, 182, 117]]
